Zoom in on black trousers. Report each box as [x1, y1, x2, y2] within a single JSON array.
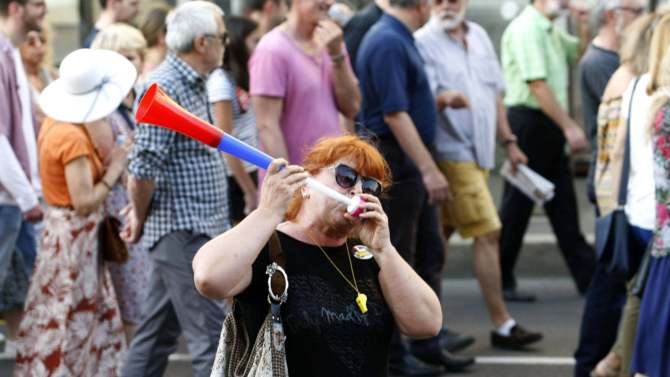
[[378, 139, 445, 360], [500, 107, 595, 292]]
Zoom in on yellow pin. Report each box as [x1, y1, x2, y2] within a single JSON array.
[[355, 293, 368, 314]]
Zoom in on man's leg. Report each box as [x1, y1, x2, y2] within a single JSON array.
[[121, 236, 182, 377], [499, 108, 546, 295], [543, 150, 596, 293], [473, 231, 510, 327], [162, 232, 225, 377], [411, 197, 474, 371], [0, 205, 23, 289], [379, 141, 442, 376], [15, 220, 36, 277]]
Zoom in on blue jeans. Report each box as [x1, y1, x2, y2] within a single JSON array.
[[0, 205, 37, 287], [574, 225, 652, 377]]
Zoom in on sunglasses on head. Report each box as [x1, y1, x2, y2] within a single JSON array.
[[331, 164, 383, 197]]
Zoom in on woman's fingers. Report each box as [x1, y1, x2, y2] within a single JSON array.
[[284, 172, 310, 186], [267, 158, 289, 175], [360, 193, 381, 205]]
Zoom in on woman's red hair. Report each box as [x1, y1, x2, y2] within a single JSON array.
[[285, 135, 392, 221]]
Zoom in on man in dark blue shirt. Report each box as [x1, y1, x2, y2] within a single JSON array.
[[356, 1, 474, 375]]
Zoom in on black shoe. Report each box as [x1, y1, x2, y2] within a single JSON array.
[[440, 328, 475, 353], [413, 348, 474, 372], [491, 324, 543, 350], [389, 354, 444, 376], [503, 288, 537, 302]]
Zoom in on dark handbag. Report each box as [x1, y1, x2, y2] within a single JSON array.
[[594, 77, 641, 279], [210, 232, 289, 377], [98, 215, 129, 263]]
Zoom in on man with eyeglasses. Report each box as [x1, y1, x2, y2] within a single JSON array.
[[580, 0, 645, 209], [121, 2, 231, 377], [0, 0, 46, 354]]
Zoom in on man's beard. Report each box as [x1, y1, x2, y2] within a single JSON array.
[[436, 8, 466, 31]]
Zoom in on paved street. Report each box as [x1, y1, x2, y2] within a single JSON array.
[[0, 175, 595, 376]]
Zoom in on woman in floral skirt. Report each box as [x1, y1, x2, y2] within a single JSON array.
[[14, 48, 136, 376]]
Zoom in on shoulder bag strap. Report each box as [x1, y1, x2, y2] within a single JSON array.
[[267, 231, 288, 303], [618, 76, 641, 207], [268, 231, 286, 268]]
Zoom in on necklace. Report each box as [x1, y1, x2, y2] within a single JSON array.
[[305, 230, 368, 314]]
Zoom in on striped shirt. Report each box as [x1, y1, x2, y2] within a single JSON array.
[[129, 54, 230, 250], [207, 68, 258, 174]]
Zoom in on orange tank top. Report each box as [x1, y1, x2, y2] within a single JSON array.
[[38, 118, 103, 207]]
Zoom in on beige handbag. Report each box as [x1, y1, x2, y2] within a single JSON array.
[[210, 233, 289, 377]]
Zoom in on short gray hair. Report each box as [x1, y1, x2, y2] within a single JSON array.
[[165, 1, 224, 53], [591, 0, 621, 29]]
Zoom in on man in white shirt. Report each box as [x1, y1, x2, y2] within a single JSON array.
[[415, 0, 542, 350], [0, 0, 46, 348]]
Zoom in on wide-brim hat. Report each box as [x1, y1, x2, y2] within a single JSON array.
[[40, 48, 137, 124]]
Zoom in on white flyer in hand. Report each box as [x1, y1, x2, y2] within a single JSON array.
[[500, 160, 555, 205]]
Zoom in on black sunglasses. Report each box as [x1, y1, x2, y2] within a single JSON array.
[[332, 164, 382, 197]]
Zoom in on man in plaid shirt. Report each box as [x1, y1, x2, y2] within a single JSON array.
[[121, 2, 230, 376]]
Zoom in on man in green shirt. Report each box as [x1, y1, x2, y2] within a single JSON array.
[[499, 0, 595, 302]]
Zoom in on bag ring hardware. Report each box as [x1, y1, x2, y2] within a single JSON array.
[[266, 262, 288, 304]]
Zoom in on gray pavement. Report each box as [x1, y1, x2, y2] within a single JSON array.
[[0, 175, 594, 376]]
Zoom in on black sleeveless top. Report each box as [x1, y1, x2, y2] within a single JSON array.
[[236, 231, 394, 377]]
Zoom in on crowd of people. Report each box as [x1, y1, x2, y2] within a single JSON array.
[[0, 0, 669, 376]]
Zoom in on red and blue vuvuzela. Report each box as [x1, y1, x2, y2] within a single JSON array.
[[135, 83, 365, 217], [135, 83, 274, 170]]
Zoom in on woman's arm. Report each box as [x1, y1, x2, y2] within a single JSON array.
[[65, 150, 126, 216], [211, 101, 258, 211], [193, 160, 309, 299], [347, 194, 442, 338], [376, 247, 442, 338]]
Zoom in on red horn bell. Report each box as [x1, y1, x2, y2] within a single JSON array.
[[135, 83, 224, 147]]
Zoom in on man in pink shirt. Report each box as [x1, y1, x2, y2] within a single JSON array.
[[249, 0, 360, 168]]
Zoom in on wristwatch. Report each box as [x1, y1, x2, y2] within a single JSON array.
[[501, 135, 517, 147]]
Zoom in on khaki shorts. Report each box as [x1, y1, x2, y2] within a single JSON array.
[[438, 160, 501, 239]]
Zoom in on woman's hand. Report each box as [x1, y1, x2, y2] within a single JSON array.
[[243, 188, 259, 215], [257, 159, 309, 219], [107, 141, 132, 177], [345, 194, 392, 255]]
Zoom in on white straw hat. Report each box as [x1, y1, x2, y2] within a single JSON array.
[[39, 48, 137, 124]]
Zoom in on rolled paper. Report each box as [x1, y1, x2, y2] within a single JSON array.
[[135, 83, 365, 216]]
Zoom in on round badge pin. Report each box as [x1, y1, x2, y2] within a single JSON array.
[[352, 245, 373, 260]]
